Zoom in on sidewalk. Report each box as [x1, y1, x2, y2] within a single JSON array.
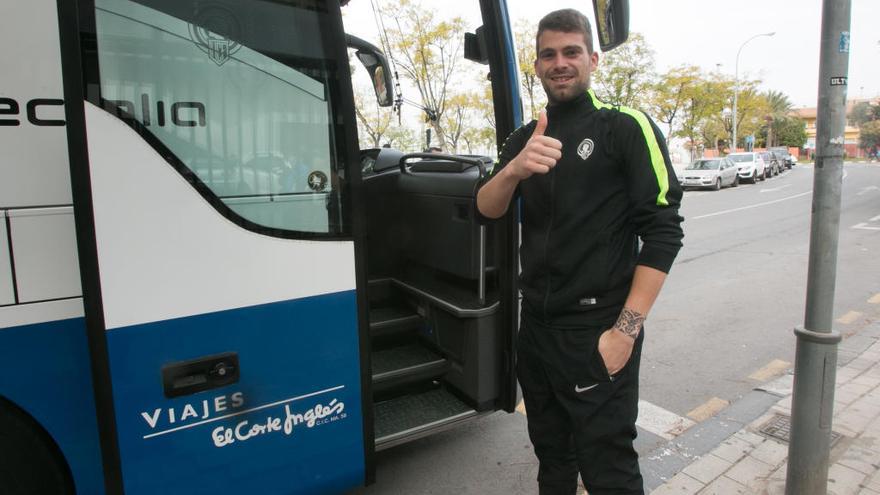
[[647, 322, 880, 495]]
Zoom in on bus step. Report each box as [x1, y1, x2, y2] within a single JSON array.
[[369, 305, 424, 338], [371, 343, 447, 392], [374, 387, 477, 450]]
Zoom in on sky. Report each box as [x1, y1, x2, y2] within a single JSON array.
[[342, 0, 880, 110]]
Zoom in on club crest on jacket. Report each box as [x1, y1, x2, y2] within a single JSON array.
[[577, 138, 594, 160]]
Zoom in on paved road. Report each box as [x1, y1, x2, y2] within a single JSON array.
[[351, 162, 880, 494]]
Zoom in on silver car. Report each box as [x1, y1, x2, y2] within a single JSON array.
[[680, 158, 740, 190], [727, 152, 766, 183]]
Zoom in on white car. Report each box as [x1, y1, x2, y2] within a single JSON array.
[[727, 152, 766, 183], [680, 158, 740, 190]]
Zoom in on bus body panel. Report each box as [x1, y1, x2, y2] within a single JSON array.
[[0, 0, 72, 208], [0, 222, 13, 305], [106, 292, 363, 495], [7, 207, 81, 303], [83, 103, 357, 330], [1, 0, 103, 492], [71, 1, 367, 489], [0, 312, 105, 495]]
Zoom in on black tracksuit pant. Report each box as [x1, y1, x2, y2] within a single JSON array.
[[516, 313, 645, 495]]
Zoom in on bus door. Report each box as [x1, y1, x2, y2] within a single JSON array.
[[59, 0, 369, 493]]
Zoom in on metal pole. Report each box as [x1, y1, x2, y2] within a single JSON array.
[[785, 1, 851, 493], [732, 32, 774, 153]]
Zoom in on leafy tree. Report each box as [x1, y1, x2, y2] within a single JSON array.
[[441, 93, 472, 153], [353, 83, 394, 148], [380, 0, 466, 150], [851, 101, 879, 127], [700, 118, 727, 154], [513, 19, 545, 121], [764, 90, 794, 147], [774, 117, 807, 148], [676, 74, 728, 159], [859, 120, 880, 151], [384, 126, 420, 151], [592, 32, 655, 108], [459, 78, 498, 155], [723, 79, 768, 150], [650, 65, 700, 142]]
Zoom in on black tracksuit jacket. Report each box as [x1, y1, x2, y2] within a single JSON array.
[[480, 90, 684, 326]]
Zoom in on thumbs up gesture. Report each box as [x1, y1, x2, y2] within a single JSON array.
[[508, 110, 563, 180]]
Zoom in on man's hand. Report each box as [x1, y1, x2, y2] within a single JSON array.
[[506, 110, 563, 180], [598, 328, 634, 377]]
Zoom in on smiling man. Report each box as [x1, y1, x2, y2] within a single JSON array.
[[476, 8, 684, 495]]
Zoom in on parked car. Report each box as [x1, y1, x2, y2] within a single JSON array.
[[673, 164, 687, 186], [770, 146, 794, 169], [727, 152, 766, 183], [760, 151, 780, 177], [680, 157, 739, 190]]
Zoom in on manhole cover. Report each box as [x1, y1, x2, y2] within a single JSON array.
[[758, 414, 841, 447]]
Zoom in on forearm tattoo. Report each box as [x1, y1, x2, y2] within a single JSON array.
[[614, 308, 645, 339]]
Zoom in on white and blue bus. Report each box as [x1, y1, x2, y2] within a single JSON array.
[[0, 0, 627, 493]]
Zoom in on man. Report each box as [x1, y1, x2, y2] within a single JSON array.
[[476, 9, 683, 495]]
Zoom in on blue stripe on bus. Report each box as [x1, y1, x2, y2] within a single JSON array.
[[0, 317, 105, 495], [106, 290, 364, 495]]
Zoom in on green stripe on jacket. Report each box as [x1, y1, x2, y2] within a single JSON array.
[[587, 89, 670, 206]]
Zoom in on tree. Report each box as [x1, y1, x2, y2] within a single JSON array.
[[650, 65, 700, 142], [851, 101, 879, 127], [764, 90, 794, 147], [441, 93, 471, 153], [676, 74, 729, 159], [353, 83, 394, 148], [858, 120, 880, 152], [592, 32, 655, 109], [773, 117, 807, 148], [384, 126, 420, 151], [458, 78, 497, 155], [723, 80, 768, 150], [513, 18, 545, 121], [380, 0, 466, 150]]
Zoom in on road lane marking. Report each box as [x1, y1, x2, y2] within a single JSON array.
[[691, 191, 812, 220], [760, 184, 792, 193], [686, 397, 729, 422], [637, 400, 695, 440], [869, 293, 880, 305], [852, 223, 880, 231], [870, 214, 880, 222], [748, 359, 792, 381], [836, 311, 863, 324]]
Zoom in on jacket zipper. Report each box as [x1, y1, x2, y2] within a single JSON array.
[[542, 167, 556, 320]]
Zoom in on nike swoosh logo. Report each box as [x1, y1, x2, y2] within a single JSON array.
[[574, 383, 599, 393]]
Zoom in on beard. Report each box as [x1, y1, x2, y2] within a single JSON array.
[[541, 73, 590, 105]]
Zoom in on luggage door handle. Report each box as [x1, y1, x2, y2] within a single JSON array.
[[162, 352, 239, 398]]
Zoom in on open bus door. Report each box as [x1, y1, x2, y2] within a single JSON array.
[[49, 0, 629, 492], [58, 0, 371, 493]]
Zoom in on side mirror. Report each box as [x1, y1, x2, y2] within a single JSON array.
[[592, 0, 629, 52], [346, 34, 394, 107]]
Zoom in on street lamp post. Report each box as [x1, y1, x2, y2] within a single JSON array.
[[732, 32, 775, 152]]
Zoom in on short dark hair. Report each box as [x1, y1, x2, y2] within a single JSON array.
[[536, 9, 593, 55]]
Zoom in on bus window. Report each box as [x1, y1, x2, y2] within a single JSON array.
[[93, 0, 347, 235]]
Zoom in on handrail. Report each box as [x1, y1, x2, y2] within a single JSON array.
[[398, 153, 487, 178]]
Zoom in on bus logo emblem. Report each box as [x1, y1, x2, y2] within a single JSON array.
[[188, 7, 242, 66], [308, 171, 328, 192]]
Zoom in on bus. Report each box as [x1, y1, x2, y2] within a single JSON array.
[[0, 0, 627, 493]]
